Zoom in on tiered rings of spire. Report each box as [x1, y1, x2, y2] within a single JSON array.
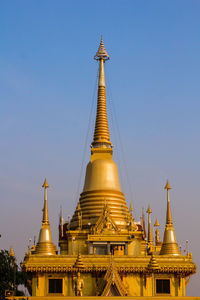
[[94, 36, 110, 61], [92, 36, 112, 149]]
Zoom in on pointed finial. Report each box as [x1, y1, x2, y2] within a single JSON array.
[[154, 218, 160, 227], [146, 205, 152, 214], [42, 178, 49, 189], [94, 36, 110, 61], [165, 180, 171, 190], [9, 246, 15, 257]]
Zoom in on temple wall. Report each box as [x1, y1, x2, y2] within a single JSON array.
[[30, 272, 189, 297]]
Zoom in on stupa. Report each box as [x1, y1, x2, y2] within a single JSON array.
[[22, 37, 196, 297]]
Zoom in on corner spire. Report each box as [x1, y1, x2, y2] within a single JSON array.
[[9, 246, 15, 257], [92, 36, 112, 149], [35, 179, 56, 255], [160, 180, 180, 255]]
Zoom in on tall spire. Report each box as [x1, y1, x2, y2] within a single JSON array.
[[35, 179, 56, 255], [92, 36, 112, 149], [160, 180, 180, 255], [69, 38, 130, 230]]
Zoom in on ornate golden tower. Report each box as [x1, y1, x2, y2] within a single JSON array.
[[160, 180, 181, 255], [22, 38, 196, 298], [70, 36, 130, 231], [35, 179, 56, 255]]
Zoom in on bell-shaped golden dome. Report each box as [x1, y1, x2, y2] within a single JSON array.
[[70, 153, 129, 229], [83, 158, 121, 192]]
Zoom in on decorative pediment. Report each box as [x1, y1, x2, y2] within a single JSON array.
[[96, 260, 129, 296], [92, 204, 120, 234]]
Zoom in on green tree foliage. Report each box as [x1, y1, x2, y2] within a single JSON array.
[[0, 250, 27, 299]]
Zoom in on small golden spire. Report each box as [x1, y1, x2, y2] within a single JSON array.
[[92, 36, 112, 149], [42, 178, 49, 225], [146, 205, 153, 244], [42, 178, 49, 189], [146, 205, 152, 214], [35, 179, 56, 255], [160, 180, 180, 255], [154, 218, 160, 227], [9, 246, 15, 257], [165, 180, 171, 190]]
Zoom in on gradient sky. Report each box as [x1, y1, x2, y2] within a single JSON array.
[[0, 1, 200, 296]]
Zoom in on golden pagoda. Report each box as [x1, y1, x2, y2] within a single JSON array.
[[22, 37, 196, 298]]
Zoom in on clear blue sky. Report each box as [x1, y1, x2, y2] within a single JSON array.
[[0, 1, 200, 296]]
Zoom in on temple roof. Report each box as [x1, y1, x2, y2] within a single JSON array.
[[23, 254, 196, 277]]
